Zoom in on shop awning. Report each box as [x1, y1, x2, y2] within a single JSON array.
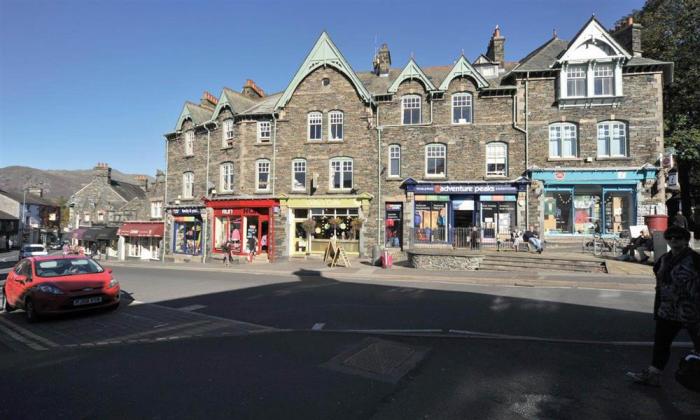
[[83, 227, 119, 241], [117, 222, 164, 238], [71, 228, 87, 240]]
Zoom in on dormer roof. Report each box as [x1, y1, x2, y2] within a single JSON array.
[[387, 58, 437, 93], [275, 32, 373, 110], [211, 88, 258, 120], [557, 16, 631, 63], [438, 55, 490, 90], [175, 102, 213, 131]]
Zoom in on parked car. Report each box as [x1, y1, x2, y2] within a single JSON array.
[[18, 244, 48, 259], [48, 241, 65, 250], [2, 256, 120, 322]]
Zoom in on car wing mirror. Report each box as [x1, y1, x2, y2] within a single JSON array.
[[14, 274, 27, 284], [106, 268, 113, 274]]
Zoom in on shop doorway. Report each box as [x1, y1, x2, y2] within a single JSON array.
[[454, 210, 474, 228]]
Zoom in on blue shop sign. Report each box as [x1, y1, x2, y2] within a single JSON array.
[[172, 207, 202, 216], [408, 183, 520, 195]]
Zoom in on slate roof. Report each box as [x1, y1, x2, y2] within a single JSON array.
[[239, 92, 283, 115], [221, 88, 258, 114], [511, 38, 569, 72], [185, 102, 213, 125], [110, 180, 146, 202], [0, 189, 58, 206]]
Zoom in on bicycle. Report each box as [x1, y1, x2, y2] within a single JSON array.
[[592, 231, 630, 257]]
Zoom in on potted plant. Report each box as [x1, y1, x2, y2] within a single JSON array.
[[350, 217, 363, 240], [329, 217, 343, 237], [301, 219, 316, 256]]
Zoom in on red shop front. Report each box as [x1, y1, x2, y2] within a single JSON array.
[[206, 198, 277, 261]]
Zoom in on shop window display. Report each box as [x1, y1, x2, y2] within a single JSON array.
[[604, 191, 634, 234], [414, 201, 447, 242], [385, 203, 403, 248], [544, 192, 573, 234], [174, 221, 201, 255], [311, 208, 360, 240], [574, 191, 601, 234]]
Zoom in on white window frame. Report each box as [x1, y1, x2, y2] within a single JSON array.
[[329, 111, 344, 141], [222, 119, 234, 146], [388, 145, 401, 178], [548, 123, 578, 158], [597, 121, 627, 158], [182, 172, 194, 198], [308, 112, 322, 141], [257, 121, 271, 143], [401, 95, 421, 125], [256, 159, 271, 192], [593, 63, 614, 96], [329, 158, 353, 190], [485, 142, 508, 177], [184, 131, 194, 156], [220, 162, 234, 192], [150, 201, 163, 219], [425, 144, 446, 178], [451, 93, 473, 124], [566, 65, 587, 98], [292, 159, 307, 191]]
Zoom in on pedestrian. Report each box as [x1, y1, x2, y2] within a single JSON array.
[[522, 226, 543, 253], [221, 241, 230, 267], [247, 235, 258, 262], [618, 229, 653, 262], [62, 243, 70, 257], [90, 242, 97, 258], [627, 226, 700, 387], [673, 212, 689, 229]]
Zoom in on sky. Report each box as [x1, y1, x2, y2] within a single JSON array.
[[0, 0, 645, 175]]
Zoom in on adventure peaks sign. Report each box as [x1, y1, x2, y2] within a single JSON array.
[[407, 183, 520, 195]]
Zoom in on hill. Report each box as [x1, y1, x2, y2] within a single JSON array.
[[0, 166, 156, 201]]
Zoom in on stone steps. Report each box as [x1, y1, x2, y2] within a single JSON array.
[[479, 253, 606, 273]]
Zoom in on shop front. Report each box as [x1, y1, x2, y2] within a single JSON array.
[[530, 167, 657, 236], [82, 226, 119, 256], [385, 203, 403, 249], [205, 199, 276, 260], [170, 207, 204, 255], [117, 222, 164, 260], [281, 194, 372, 257], [402, 179, 526, 244]]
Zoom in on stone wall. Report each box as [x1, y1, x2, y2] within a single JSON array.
[[407, 249, 484, 271]]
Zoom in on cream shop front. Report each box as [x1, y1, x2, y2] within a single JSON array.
[[401, 178, 529, 244]]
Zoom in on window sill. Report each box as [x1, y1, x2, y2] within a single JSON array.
[[255, 142, 272, 146], [595, 156, 632, 161], [547, 157, 582, 162], [328, 189, 353, 194], [328, 139, 344, 143], [485, 175, 509, 179], [255, 190, 271, 194], [220, 144, 233, 150], [451, 122, 473, 126], [386, 176, 402, 181], [183, 154, 194, 158], [423, 175, 446, 180]]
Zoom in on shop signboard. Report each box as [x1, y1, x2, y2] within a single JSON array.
[[172, 207, 201, 216], [409, 183, 519, 195]]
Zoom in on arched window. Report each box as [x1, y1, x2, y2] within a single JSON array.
[[308, 112, 322, 141], [549, 123, 578, 158], [452, 93, 473, 124], [182, 172, 194, 198], [184, 131, 194, 156], [329, 157, 353, 190], [292, 159, 306, 191], [425, 144, 446, 177], [222, 119, 234, 146], [401, 95, 421, 125], [485, 142, 507, 176], [329, 111, 343, 141], [256, 159, 271, 192], [220, 162, 234, 192], [597, 121, 627, 157], [388, 145, 401, 178]]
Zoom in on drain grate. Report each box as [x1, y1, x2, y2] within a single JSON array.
[[324, 337, 429, 383]]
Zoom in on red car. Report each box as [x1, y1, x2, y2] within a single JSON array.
[[3, 256, 120, 322]]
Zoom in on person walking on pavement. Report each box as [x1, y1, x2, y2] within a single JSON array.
[[627, 226, 700, 387], [247, 235, 258, 263], [221, 241, 230, 267], [523, 226, 543, 253]]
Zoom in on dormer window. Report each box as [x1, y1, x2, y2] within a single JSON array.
[[566, 65, 587, 97], [594, 63, 614, 96], [223, 119, 234, 146], [401, 95, 421, 125]]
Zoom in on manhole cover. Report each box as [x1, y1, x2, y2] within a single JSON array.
[[324, 337, 429, 383]]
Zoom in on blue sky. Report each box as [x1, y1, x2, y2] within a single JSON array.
[[0, 0, 644, 175]]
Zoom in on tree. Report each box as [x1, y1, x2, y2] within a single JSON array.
[[618, 0, 700, 226]]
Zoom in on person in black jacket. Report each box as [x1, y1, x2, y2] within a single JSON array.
[[522, 226, 543, 253], [627, 226, 700, 387]]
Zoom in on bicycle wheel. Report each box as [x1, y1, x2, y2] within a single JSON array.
[[593, 238, 603, 256]]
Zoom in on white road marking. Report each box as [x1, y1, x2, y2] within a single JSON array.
[[178, 304, 207, 312], [0, 322, 46, 351], [311, 323, 325, 330], [0, 316, 59, 348]]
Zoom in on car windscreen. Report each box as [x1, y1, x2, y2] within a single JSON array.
[[25, 246, 45, 252], [36, 259, 104, 277]]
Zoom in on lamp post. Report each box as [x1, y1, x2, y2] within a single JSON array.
[[19, 188, 27, 248]]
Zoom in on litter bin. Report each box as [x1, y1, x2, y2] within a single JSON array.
[[381, 250, 393, 269], [371, 245, 381, 266], [645, 215, 668, 233]]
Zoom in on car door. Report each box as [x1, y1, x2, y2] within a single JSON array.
[[5, 260, 26, 304]]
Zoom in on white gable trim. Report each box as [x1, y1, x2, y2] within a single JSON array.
[[438, 55, 490, 90], [558, 17, 631, 63], [211, 90, 233, 120], [175, 103, 195, 131], [275, 32, 373, 109], [388, 58, 437, 93]]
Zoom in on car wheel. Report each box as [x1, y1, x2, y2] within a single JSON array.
[[24, 298, 39, 323], [2, 288, 14, 312]]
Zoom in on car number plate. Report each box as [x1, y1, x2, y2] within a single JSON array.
[[73, 297, 102, 306]]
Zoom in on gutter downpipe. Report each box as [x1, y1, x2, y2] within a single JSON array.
[[202, 122, 214, 263], [525, 75, 530, 226], [272, 113, 277, 195], [512, 80, 528, 228], [161, 132, 173, 263]]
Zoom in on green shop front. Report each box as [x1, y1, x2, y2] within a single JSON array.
[[530, 167, 658, 236]]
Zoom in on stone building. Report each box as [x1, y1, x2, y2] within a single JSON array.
[[0, 188, 60, 247], [163, 16, 672, 261]]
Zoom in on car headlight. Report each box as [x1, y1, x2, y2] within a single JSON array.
[[36, 284, 64, 295], [109, 279, 119, 288]]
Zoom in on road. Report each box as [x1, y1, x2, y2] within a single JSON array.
[[0, 261, 698, 419]]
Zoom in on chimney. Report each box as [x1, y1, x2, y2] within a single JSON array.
[[200, 91, 218, 110], [486, 25, 505, 66], [373, 43, 391, 76], [134, 175, 149, 192], [155, 170, 165, 184], [612, 16, 643, 57], [242, 79, 265, 99], [93, 163, 112, 185], [27, 187, 43, 197]]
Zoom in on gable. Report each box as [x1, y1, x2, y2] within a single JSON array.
[[175, 102, 212, 131], [388, 59, 437, 93], [438, 55, 490, 90], [558, 17, 630, 63], [276, 32, 373, 109]]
